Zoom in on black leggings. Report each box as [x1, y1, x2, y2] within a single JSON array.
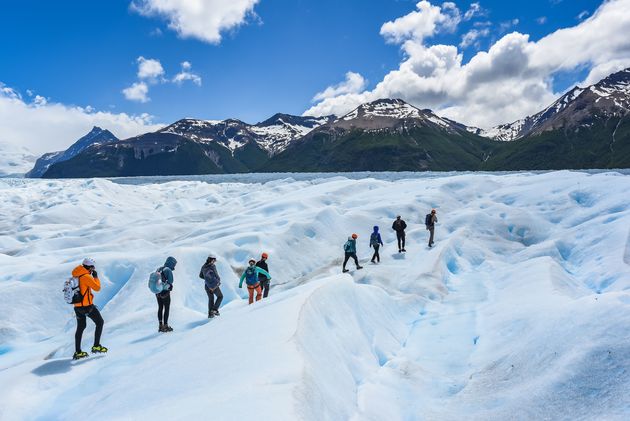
[[371, 244, 381, 262], [156, 292, 171, 324], [396, 232, 406, 250], [75, 305, 104, 353], [205, 285, 223, 314], [260, 279, 270, 298], [343, 252, 359, 269]]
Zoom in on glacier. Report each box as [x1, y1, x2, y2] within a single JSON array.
[[0, 171, 629, 420]]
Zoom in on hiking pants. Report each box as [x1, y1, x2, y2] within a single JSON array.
[[74, 305, 104, 353], [247, 283, 262, 304], [156, 291, 171, 325], [396, 231, 406, 250], [428, 226, 435, 246], [343, 252, 359, 270], [371, 244, 381, 262], [205, 285, 223, 314], [259, 278, 270, 298]]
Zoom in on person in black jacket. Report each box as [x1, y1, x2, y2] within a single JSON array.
[[392, 215, 407, 252], [256, 252, 271, 298], [200, 254, 223, 318]]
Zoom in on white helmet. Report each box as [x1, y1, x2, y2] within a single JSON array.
[[82, 257, 96, 267], [207, 253, 217, 260]]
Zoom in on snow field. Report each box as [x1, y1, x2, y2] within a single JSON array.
[[0, 171, 629, 420]]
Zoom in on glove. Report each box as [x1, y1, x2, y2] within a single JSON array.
[[92, 270, 98, 278]]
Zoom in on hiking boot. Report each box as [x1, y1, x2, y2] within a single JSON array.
[[159, 323, 165, 332], [164, 325, 173, 332], [357, 266, 363, 270], [342, 269, 349, 273], [401, 249, 406, 252], [91, 345, 108, 353], [212, 309, 220, 317], [208, 312, 215, 319], [73, 351, 89, 360]]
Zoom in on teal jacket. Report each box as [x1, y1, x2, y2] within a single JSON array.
[[343, 238, 357, 254], [239, 266, 271, 288]]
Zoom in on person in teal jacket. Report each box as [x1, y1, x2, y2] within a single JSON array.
[[343, 234, 363, 273], [239, 258, 271, 304]]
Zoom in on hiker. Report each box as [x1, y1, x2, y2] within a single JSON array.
[[239, 259, 271, 304], [343, 234, 363, 273], [72, 258, 107, 360], [156, 256, 177, 332], [425, 209, 438, 247], [369, 226, 384, 263], [392, 215, 407, 252], [200, 254, 222, 318], [256, 252, 271, 298]]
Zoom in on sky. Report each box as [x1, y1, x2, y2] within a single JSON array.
[[1, 0, 629, 154]]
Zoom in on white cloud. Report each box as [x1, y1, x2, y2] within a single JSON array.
[[380, 0, 460, 44], [463, 3, 485, 21], [460, 28, 490, 48], [577, 10, 590, 21], [313, 72, 367, 102], [304, 0, 630, 129], [536, 16, 548, 25], [0, 82, 163, 155], [172, 61, 202, 86], [137, 56, 165, 80], [122, 82, 150, 103], [131, 0, 260, 44]]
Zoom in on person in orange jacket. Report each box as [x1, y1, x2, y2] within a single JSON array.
[[72, 258, 107, 360]]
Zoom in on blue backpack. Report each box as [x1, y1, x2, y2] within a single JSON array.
[[245, 267, 258, 284], [148, 268, 165, 294], [370, 232, 380, 246]]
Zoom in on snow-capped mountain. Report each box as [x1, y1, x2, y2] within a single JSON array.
[[252, 114, 334, 155], [332, 98, 457, 132], [483, 68, 630, 141], [0, 141, 37, 177], [160, 114, 334, 156], [27, 127, 118, 177]]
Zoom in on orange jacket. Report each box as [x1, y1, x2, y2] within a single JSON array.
[[72, 265, 101, 307]]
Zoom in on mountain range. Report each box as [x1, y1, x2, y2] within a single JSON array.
[[27, 67, 630, 177]]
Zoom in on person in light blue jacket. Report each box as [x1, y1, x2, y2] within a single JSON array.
[[239, 259, 271, 304]]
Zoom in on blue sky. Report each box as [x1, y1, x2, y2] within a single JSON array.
[[2, 0, 628, 153]]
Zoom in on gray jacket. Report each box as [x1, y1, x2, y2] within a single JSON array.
[[201, 262, 221, 290]]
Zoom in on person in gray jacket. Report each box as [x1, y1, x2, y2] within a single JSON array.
[[200, 254, 223, 318]]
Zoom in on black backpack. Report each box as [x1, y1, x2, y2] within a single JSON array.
[[425, 213, 432, 226]]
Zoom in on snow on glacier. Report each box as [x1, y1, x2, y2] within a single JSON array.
[[0, 171, 629, 420]]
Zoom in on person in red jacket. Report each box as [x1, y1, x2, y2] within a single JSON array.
[[72, 258, 107, 360]]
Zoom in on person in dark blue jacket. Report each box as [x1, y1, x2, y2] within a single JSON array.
[[369, 226, 384, 263], [157, 256, 177, 332], [200, 254, 222, 318]]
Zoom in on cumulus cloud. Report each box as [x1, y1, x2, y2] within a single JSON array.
[[122, 81, 150, 103], [172, 61, 202, 86], [380, 0, 460, 44], [304, 0, 630, 129], [0, 82, 163, 155], [123, 57, 202, 102], [131, 0, 260, 44], [137, 56, 165, 80], [312, 72, 367, 102]]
